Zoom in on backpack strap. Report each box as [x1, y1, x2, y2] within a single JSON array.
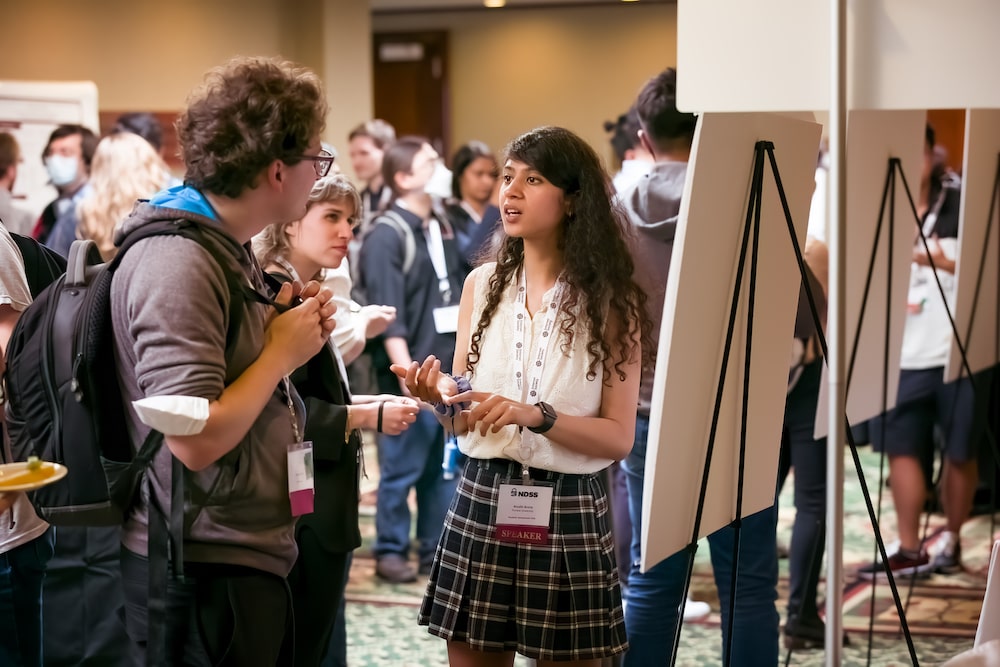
[[373, 211, 416, 275]]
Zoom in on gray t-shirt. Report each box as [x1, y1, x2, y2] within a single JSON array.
[[0, 223, 50, 554]]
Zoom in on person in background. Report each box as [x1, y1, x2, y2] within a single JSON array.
[[33, 124, 97, 245], [255, 173, 420, 666], [775, 242, 834, 651], [859, 124, 993, 581], [605, 106, 654, 194], [359, 136, 464, 584], [444, 140, 501, 274], [46, 132, 172, 259], [111, 112, 182, 187], [0, 221, 56, 667], [396, 124, 650, 665], [348, 119, 396, 234], [620, 68, 780, 667], [0, 133, 34, 237]]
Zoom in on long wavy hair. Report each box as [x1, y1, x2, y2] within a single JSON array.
[[467, 126, 652, 384], [77, 132, 171, 260]]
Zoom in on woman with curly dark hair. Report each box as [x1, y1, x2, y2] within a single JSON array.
[[393, 125, 650, 666]]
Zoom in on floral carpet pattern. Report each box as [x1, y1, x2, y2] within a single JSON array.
[[341, 438, 996, 666]]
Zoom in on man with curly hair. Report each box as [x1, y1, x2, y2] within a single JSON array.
[[110, 56, 336, 664]]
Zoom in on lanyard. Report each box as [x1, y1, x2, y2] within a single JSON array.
[[424, 217, 453, 304], [513, 268, 564, 465], [282, 377, 301, 443]]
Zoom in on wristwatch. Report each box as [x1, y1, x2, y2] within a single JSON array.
[[527, 401, 557, 434]]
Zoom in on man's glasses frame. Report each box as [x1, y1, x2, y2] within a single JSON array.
[[297, 149, 335, 177]]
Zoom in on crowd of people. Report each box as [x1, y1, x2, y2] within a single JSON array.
[[0, 54, 995, 667]]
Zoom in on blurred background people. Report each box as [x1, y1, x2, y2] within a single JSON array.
[[359, 136, 463, 584], [605, 105, 653, 194], [45, 132, 172, 259], [348, 119, 396, 234], [443, 140, 500, 274], [0, 132, 35, 237], [33, 124, 97, 245]]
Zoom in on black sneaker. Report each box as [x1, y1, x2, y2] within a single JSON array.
[[857, 548, 932, 580]]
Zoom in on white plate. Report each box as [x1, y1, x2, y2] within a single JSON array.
[[0, 461, 68, 493]]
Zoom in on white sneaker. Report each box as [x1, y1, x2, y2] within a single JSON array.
[[683, 597, 711, 622]]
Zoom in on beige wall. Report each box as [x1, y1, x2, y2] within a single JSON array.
[[374, 4, 677, 169], [0, 1, 675, 175]]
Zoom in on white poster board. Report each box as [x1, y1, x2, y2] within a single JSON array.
[[814, 110, 926, 438], [677, 0, 1000, 113], [945, 109, 1000, 382], [977, 540, 1000, 646], [0, 80, 100, 225], [641, 112, 822, 570]]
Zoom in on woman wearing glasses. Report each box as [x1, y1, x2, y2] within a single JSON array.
[[254, 174, 420, 666]]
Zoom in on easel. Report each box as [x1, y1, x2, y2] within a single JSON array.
[[670, 141, 941, 666], [814, 152, 999, 666]]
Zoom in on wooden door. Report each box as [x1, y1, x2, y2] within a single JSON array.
[[372, 31, 450, 159]]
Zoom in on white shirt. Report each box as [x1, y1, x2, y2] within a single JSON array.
[[459, 263, 609, 474]]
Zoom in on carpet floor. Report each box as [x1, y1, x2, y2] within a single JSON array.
[[341, 438, 997, 666]]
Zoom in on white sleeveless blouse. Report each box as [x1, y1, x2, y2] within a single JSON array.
[[458, 263, 610, 474]]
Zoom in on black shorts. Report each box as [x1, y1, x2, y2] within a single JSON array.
[[869, 367, 992, 463], [418, 457, 627, 660]]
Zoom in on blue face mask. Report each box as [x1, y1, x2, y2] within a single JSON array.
[[45, 154, 79, 187]]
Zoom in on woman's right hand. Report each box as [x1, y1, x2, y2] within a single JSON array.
[[375, 399, 420, 435], [390, 355, 457, 405]]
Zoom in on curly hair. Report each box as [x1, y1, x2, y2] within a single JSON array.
[[177, 56, 327, 198], [467, 126, 652, 384], [253, 173, 361, 278], [77, 132, 171, 260]]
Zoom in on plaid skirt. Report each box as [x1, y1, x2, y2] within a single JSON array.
[[418, 457, 628, 660]]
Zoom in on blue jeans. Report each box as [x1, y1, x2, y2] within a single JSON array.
[[622, 415, 779, 667], [0, 527, 55, 667], [373, 410, 458, 564]]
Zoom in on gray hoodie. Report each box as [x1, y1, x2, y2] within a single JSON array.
[[111, 193, 302, 577], [620, 161, 688, 416]]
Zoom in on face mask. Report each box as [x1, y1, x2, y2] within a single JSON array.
[[424, 162, 453, 199], [45, 154, 79, 187]]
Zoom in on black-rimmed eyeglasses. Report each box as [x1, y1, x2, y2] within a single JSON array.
[[297, 149, 335, 178]]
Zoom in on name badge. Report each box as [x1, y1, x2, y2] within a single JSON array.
[[287, 441, 315, 516], [495, 482, 553, 544], [433, 305, 460, 334]]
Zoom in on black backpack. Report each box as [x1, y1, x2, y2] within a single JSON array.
[[3, 218, 257, 526]]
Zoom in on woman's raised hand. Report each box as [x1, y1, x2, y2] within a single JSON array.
[[390, 355, 457, 405]]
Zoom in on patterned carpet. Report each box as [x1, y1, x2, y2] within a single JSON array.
[[341, 436, 997, 666]]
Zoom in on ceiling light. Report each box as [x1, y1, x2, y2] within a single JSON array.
[[484, 0, 505, 6]]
